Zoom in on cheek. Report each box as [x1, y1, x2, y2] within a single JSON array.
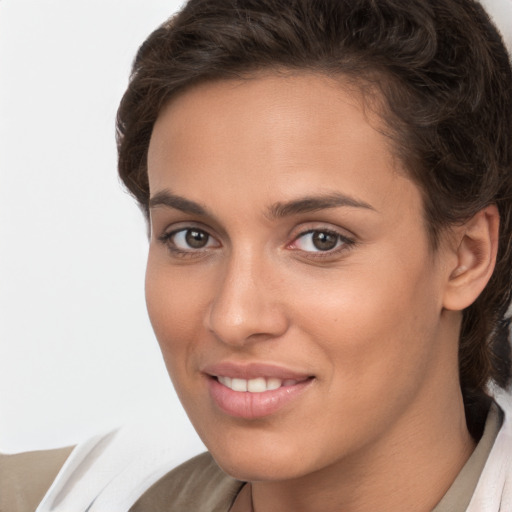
[[144, 256, 209, 378], [270, 260, 444, 461], [288, 253, 443, 395]]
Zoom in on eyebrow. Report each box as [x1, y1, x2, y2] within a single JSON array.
[[149, 191, 207, 215], [267, 193, 375, 219], [148, 190, 375, 218]]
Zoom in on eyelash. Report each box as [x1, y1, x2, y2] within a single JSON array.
[[158, 226, 355, 259]]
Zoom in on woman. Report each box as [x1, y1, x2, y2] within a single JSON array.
[[116, 0, 512, 510], [6, 0, 512, 511]]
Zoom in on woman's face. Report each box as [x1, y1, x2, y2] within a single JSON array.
[[146, 74, 459, 481]]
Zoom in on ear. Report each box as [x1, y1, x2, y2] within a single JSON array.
[[442, 205, 499, 311]]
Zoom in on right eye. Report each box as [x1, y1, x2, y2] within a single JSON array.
[[160, 227, 220, 253]]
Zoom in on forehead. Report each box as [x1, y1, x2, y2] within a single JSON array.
[[147, 73, 419, 220], [151, 72, 380, 145]]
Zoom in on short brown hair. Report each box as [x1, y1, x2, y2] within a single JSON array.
[[117, 0, 512, 437]]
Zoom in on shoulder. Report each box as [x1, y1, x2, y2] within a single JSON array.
[[32, 414, 221, 511], [0, 445, 73, 512], [467, 389, 512, 512], [129, 452, 243, 512]]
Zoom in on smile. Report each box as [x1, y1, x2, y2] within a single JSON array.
[[206, 369, 314, 419], [216, 376, 307, 393]]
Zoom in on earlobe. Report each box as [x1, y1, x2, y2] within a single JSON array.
[[442, 205, 499, 311]]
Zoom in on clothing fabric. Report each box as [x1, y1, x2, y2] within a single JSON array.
[[34, 411, 206, 512], [0, 446, 73, 512], [466, 389, 512, 511]]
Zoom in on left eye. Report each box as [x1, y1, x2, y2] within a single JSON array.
[[169, 228, 218, 250], [292, 230, 347, 252]]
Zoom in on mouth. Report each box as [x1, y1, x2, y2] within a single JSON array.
[[203, 363, 315, 419]]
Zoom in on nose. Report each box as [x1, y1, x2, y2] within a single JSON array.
[[205, 253, 289, 346]]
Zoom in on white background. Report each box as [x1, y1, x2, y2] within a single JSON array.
[[0, 0, 205, 454], [1, 0, 511, 454]]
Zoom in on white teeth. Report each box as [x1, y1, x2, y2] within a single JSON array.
[[217, 376, 296, 392], [231, 378, 248, 392], [218, 376, 232, 388], [266, 377, 282, 391], [247, 377, 267, 392]]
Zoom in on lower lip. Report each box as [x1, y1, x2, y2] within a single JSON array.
[[207, 377, 314, 419]]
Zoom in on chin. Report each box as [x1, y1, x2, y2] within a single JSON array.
[[213, 453, 306, 482], [203, 431, 323, 482]]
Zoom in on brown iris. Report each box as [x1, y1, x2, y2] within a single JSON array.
[[312, 231, 338, 251], [185, 229, 209, 248]]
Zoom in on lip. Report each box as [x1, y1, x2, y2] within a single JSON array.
[[202, 361, 312, 380], [203, 361, 315, 419]]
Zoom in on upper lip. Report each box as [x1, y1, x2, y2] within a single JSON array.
[[202, 361, 313, 380]]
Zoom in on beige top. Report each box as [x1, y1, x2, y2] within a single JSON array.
[[0, 446, 73, 512], [129, 404, 503, 512]]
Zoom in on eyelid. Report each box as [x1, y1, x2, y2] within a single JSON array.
[[288, 221, 356, 243], [157, 220, 216, 241]]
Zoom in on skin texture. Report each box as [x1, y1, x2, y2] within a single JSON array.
[[145, 73, 498, 512]]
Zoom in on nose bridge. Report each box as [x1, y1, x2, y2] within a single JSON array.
[[206, 245, 287, 345]]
